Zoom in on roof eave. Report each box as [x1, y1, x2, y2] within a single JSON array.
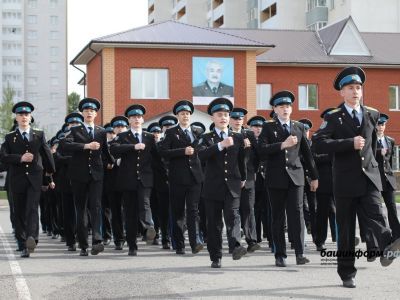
[[256, 62, 400, 68], [71, 41, 274, 65]]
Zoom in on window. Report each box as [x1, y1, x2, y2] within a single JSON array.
[[50, 62, 58, 71], [307, 0, 328, 11], [256, 84, 272, 110], [28, 0, 37, 8], [27, 62, 37, 71], [50, 31, 59, 39], [260, 3, 277, 23], [27, 15, 37, 24], [3, 57, 22, 66], [50, 93, 58, 101], [27, 92, 39, 102], [392, 146, 400, 171], [27, 46, 38, 55], [298, 84, 318, 110], [27, 30, 38, 39], [2, 12, 22, 19], [2, 41, 22, 51], [389, 85, 400, 110], [27, 77, 37, 86], [130, 68, 169, 99], [50, 77, 59, 86], [50, 15, 58, 25], [49, 0, 58, 8], [307, 21, 328, 31], [50, 47, 59, 56], [2, 27, 21, 35]]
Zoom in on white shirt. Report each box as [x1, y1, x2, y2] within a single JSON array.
[[83, 123, 95, 137], [214, 127, 228, 151], [378, 136, 388, 149], [344, 103, 362, 125], [18, 127, 30, 141], [130, 128, 142, 143], [180, 125, 194, 142], [277, 118, 291, 132]]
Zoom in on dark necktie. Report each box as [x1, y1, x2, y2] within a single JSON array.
[[220, 131, 225, 140], [352, 110, 361, 128], [212, 87, 217, 95], [134, 132, 139, 143], [184, 129, 191, 143], [22, 131, 28, 142], [88, 126, 93, 139], [378, 139, 383, 149], [282, 124, 290, 137]]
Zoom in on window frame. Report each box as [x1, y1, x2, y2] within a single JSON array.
[[130, 68, 169, 100], [389, 85, 400, 111], [298, 83, 319, 110], [256, 83, 272, 110]]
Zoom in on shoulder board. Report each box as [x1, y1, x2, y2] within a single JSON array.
[[95, 125, 104, 130], [63, 131, 71, 138], [327, 108, 341, 115], [32, 128, 42, 132], [265, 120, 275, 123], [364, 106, 378, 112]]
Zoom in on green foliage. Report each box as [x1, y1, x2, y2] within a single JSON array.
[[68, 92, 81, 113], [0, 83, 15, 139]]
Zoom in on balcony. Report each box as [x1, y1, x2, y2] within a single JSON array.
[[212, 1, 224, 21], [173, 0, 186, 14], [306, 6, 328, 27]]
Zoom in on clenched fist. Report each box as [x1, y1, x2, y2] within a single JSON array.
[[21, 152, 34, 162], [220, 137, 234, 149], [281, 135, 298, 149], [185, 146, 194, 155], [354, 136, 365, 150]]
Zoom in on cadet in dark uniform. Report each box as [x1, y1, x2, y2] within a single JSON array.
[[109, 105, 157, 256], [61, 98, 113, 256], [258, 91, 318, 267], [0, 101, 55, 257], [229, 108, 261, 253], [107, 116, 129, 250], [312, 108, 337, 251], [159, 100, 204, 255], [376, 114, 400, 240], [298, 118, 317, 243], [197, 97, 247, 268], [312, 67, 400, 288]]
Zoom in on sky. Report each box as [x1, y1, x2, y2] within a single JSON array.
[[67, 0, 148, 97]]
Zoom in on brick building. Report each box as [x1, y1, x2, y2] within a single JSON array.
[[71, 17, 400, 169]]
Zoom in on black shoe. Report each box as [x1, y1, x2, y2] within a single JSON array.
[[162, 242, 171, 250], [316, 244, 326, 251], [20, 249, 30, 258], [128, 249, 137, 256], [103, 238, 111, 246], [68, 244, 77, 252], [290, 243, 295, 249], [26, 236, 36, 253], [192, 243, 204, 254], [232, 245, 247, 260], [79, 249, 88, 256], [16, 247, 23, 252], [380, 237, 400, 267], [332, 237, 337, 243], [256, 238, 262, 243], [342, 278, 356, 288], [296, 254, 310, 265], [47, 231, 52, 236], [90, 243, 104, 255], [60, 236, 66, 243], [306, 224, 312, 235], [354, 236, 360, 247], [115, 243, 123, 251], [146, 227, 156, 244], [152, 238, 160, 246], [52, 233, 58, 239], [176, 248, 185, 255], [275, 257, 286, 267], [228, 249, 233, 254], [247, 243, 261, 253], [211, 258, 221, 268]]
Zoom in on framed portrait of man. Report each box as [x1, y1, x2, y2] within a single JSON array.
[[192, 57, 234, 105]]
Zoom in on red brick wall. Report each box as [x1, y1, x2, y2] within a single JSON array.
[[112, 48, 247, 118], [87, 54, 103, 124], [257, 66, 400, 142]]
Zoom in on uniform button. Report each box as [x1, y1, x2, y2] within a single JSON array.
[[26, 165, 29, 168], [88, 164, 91, 167], [285, 150, 288, 153], [361, 157, 365, 160], [362, 167, 365, 171], [286, 158, 289, 161], [26, 150, 29, 153], [225, 170, 227, 173], [90, 151, 92, 154], [138, 157, 140, 160], [25, 172, 29, 175], [225, 161, 227, 164], [225, 178, 228, 181], [285, 166, 288, 169], [225, 153, 227, 156], [190, 166, 192, 169], [137, 164, 139, 167], [89, 157, 91, 160]]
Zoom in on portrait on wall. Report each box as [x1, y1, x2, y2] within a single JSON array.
[[192, 57, 234, 105]]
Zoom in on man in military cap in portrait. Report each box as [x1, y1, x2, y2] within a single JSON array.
[[0, 101, 55, 257], [197, 97, 247, 268], [109, 104, 157, 256], [258, 91, 318, 267], [313, 66, 400, 288], [60, 98, 113, 256], [159, 100, 204, 255]]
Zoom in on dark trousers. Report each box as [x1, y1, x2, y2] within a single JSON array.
[[109, 190, 125, 244], [152, 189, 170, 244], [239, 186, 257, 246], [269, 183, 305, 258], [61, 190, 76, 246], [122, 183, 152, 250], [304, 184, 317, 241], [6, 188, 15, 229], [39, 190, 51, 233], [336, 184, 392, 280], [13, 185, 41, 247], [199, 195, 207, 242], [382, 189, 400, 239], [49, 189, 63, 236], [169, 182, 202, 250], [101, 189, 112, 240], [71, 179, 103, 249], [315, 192, 336, 246], [255, 189, 271, 243], [205, 190, 241, 261]]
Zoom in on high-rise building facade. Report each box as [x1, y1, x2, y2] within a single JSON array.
[[1, 0, 67, 136], [148, 0, 400, 32]]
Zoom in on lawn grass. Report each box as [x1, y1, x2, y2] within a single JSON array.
[[0, 190, 7, 200], [396, 194, 400, 204]]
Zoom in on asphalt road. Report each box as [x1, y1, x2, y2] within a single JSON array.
[[1, 199, 400, 299]]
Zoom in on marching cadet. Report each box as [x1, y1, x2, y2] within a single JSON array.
[[57, 113, 84, 251], [197, 97, 247, 268], [61, 98, 113, 256], [107, 116, 129, 250], [312, 108, 337, 251], [148, 122, 171, 248], [159, 100, 204, 255], [159, 115, 178, 135], [376, 114, 400, 241], [229, 108, 261, 253], [258, 91, 318, 267], [312, 66, 400, 288], [0, 101, 55, 258], [109, 104, 157, 256], [298, 118, 317, 243], [247, 116, 273, 248]]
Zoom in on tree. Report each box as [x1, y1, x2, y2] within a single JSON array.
[[0, 83, 15, 139], [67, 92, 81, 113]]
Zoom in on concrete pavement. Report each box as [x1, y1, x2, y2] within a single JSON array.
[[1, 200, 400, 299]]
